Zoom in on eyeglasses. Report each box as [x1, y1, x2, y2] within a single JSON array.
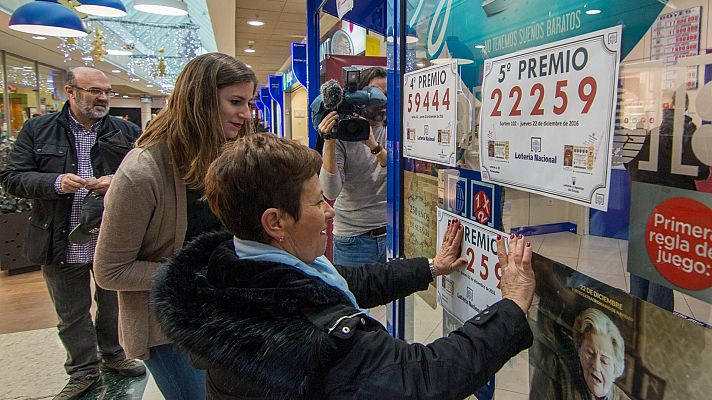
[[72, 86, 117, 97]]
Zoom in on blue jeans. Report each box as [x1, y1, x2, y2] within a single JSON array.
[[144, 343, 206, 400], [333, 233, 387, 268], [629, 275, 674, 312]]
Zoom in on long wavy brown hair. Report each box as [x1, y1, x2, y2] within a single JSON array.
[[135, 53, 257, 189]]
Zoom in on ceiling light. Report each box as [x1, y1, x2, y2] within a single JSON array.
[[9, 0, 88, 38], [133, 0, 188, 16], [386, 35, 419, 44], [244, 40, 256, 53], [431, 57, 474, 65], [107, 49, 133, 56], [82, 56, 94, 61], [585, 9, 601, 15], [111, 69, 121, 73], [146, 84, 154, 87], [247, 17, 264, 26], [32, 35, 47, 40], [75, 0, 128, 17], [130, 78, 140, 81], [122, 95, 129, 98]]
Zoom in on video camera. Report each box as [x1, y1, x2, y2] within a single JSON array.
[[311, 67, 387, 141]]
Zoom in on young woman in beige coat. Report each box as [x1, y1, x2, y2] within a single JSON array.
[[94, 53, 257, 399]]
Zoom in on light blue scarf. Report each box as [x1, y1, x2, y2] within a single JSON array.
[[233, 237, 360, 309]]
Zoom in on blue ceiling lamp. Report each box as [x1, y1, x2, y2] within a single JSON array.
[[406, 25, 419, 44], [386, 25, 419, 44], [76, 0, 128, 17], [9, 0, 88, 38]]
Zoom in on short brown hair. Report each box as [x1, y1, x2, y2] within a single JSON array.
[[136, 53, 258, 189], [358, 66, 387, 90], [204, 133, 322, 242]]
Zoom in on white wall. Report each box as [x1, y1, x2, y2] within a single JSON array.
[[289, 87, 309, 146]]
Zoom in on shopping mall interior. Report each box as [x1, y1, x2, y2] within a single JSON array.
[[2, 0, 712, 399]]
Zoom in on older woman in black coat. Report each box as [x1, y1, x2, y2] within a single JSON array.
[[151, 133, 536, 400]]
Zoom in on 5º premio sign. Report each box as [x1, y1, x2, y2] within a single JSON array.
[[479, 25, 622, 211], [403, 61, 458, 166]]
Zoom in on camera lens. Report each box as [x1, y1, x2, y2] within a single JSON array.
[[345, 121, 358, 134]]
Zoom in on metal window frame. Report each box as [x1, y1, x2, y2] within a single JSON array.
[[306, 0, 408, 339]]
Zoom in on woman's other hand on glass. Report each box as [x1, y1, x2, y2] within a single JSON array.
[[497, 234, 535, 314]]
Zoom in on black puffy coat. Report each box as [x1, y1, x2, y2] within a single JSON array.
[[0, 102, 140, 265], [151, 231, 533, 400]]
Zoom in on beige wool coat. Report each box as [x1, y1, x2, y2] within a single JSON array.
[[94, 139, 187, 359]]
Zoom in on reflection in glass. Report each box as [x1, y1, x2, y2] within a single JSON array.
[[38, 65, 67, 116], [5, 55, 38, 137]]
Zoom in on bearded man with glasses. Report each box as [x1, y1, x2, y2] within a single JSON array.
[[1, 67, 143, 399]]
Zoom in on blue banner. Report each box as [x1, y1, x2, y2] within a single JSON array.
[[254, 97, 265, 127], [292, 42, 307, 88], [268, 75, 283, 108], [260, 86, 272, 130], [268, 75, 284, 136]]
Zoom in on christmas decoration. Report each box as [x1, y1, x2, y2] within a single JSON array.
[[57, 17, 203, 93], [90, 27, 109, 61]]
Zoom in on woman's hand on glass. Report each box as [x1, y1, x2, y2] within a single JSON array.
[[433, 219, 467, 276], [497, 234, 535, 314]]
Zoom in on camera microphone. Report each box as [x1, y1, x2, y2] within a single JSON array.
[[321, 80, 344, 110], [314, 76, 371, 142]]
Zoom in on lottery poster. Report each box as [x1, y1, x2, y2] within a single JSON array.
[[403, 62, 459, 166], [436, 208, 507, 322], [479, 26, 622, 211], [529, 252, 712, 400]]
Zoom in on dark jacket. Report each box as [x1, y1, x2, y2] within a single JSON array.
[[0, 102, 140, 265], [151, 231, 534, 400], [626, 108, 709, 190]]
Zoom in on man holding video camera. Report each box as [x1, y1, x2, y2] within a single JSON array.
[[319, 67, 388, 267]]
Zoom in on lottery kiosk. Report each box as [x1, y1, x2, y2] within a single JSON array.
[[307, 0, 712, 398]]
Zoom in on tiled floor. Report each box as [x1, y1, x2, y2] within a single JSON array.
[[3, 231, 710, 399], [0, 326, 165, 400]]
